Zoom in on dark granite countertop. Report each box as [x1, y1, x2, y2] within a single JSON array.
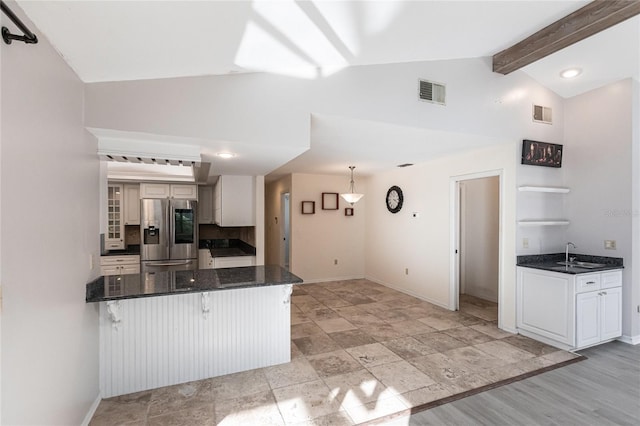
[[199, 239, 256, 258], [517, 253, 623, 275], [101, 245, 141, 256], [86, 265, 302, 302]]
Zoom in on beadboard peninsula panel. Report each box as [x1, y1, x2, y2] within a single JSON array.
[[99, 285, 292, 397]]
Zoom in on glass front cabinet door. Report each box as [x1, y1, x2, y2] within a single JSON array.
[[106, 183, 125, 250]]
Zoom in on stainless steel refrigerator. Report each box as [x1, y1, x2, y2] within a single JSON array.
[[140, 198, 198, 273]]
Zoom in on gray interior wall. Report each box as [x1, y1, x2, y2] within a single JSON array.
[[0, 2, 100, 423], [565, 79, 635, 340]]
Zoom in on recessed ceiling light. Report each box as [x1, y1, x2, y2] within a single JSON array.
[[560, 68, 582, 79], [217, 152, 235, 159]]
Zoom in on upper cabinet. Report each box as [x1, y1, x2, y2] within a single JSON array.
[[198, 185, 214, 224], [214, 176, 255, 227], [140, 183, 198, 200], [106, 183, 125, 250], [123, 183, 140, 225]]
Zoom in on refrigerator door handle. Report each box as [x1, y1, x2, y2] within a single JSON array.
[[148, 260, 194, 267]]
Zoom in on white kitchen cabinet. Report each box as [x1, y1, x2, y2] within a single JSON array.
[[140, 183, 198, 200], [123, 183, 140, 225], [171, 184, 198, 199], [517, 267, 622, 350], [576, 285, 621, 348], [105, 183, 125, 250], [198, 249, 214, 269], [517, 268, 574, 346], [198, 185, 214, 224], [214, 256, 255, 269], [214, 176, 255, 226], [100, 255, 140, 276]]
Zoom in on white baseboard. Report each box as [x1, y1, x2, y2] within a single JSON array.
[[299, 275, 365, 284], [81, 393, 102, 426], [364, 275, 450, 310], [618, 334, 640, 345]]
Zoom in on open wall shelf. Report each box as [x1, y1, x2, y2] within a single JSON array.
[[518, 186, 570, 193], [518, 220, 570, 226]]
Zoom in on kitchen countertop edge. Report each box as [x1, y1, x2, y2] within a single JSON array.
[[86, 265, 302, 303]]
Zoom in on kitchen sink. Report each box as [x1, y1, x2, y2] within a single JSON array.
[[556, 261, 607, 269]]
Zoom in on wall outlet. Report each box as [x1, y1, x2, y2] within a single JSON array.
[[604, 240, 616, 250], [405, 268, 409, 275], [522, 238, 529, 249], [90, 254, 95, 269], [334, 259, 338, 265]]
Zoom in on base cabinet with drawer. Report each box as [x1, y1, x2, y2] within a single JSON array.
[[100, 255, 140, 276], [517, 267, 622, 351], [198, 249, 255, 270]]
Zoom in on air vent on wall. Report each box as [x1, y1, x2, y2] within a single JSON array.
[[419, 79, 446, 105], [533, 104, 552, 124]]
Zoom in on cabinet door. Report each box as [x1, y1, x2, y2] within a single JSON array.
[[600, 287, 622, 341], [576, 291, 600, 349], [140, 183, 170, 199], [170, 184, 198, 200], [106, 183, 125, 250], [124, 184, 141, 225], [198, 186, 214, 224], [217, 176, 255, 226]]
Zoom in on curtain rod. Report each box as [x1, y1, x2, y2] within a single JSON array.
[[1, 0, 38, 45]]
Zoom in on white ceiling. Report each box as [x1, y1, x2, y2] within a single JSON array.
[[12, 1, 639, 178]]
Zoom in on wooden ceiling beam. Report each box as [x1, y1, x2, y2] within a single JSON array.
[[493, 0, 640, 75]]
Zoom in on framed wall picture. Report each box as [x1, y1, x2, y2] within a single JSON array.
[[321, 192, 339, 210], [521, 139, 563, 168], [345, 208, 354, 216], [301, 201, 315, 214]]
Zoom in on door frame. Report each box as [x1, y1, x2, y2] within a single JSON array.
[[449, 169, 504, 327]]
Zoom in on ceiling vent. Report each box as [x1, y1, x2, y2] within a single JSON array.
[[532, 104, 552, 124], [419, 79, 446, 105]]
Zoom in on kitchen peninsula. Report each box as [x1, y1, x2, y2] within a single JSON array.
[[86, 266, 302, 398]]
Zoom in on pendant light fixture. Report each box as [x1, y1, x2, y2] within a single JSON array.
[[340, 166, 364, 205]]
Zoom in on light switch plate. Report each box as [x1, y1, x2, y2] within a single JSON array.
[[522, 238, 529, 249], [604, 240, 616, 250]]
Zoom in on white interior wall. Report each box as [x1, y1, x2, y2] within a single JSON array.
[[290, 173, 366, 283], [365, 143, 517, 331], [0, 2, 101, 423], [564, 79, 636, 340], [461, 177, 500, 303]]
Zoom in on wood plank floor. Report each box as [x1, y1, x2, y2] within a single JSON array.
[[406, 340, 640, 425]]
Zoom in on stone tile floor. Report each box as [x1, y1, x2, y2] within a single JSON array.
[[90, 279, 580, 425]]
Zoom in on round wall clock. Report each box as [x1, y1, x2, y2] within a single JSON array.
[[386, 186, 403, 213]]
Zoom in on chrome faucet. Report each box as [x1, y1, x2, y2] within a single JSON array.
[[566, 242, 576, 264]]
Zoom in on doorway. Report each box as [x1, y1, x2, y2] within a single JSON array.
[[280, 193, 290, 270], [451, 171, 501, 325]]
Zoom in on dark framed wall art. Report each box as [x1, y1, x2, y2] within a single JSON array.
[[301, 201, 315, 214], [321, 192, 339, 210], [345, 208, 354, 216], [521, 139, 563, 168]]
